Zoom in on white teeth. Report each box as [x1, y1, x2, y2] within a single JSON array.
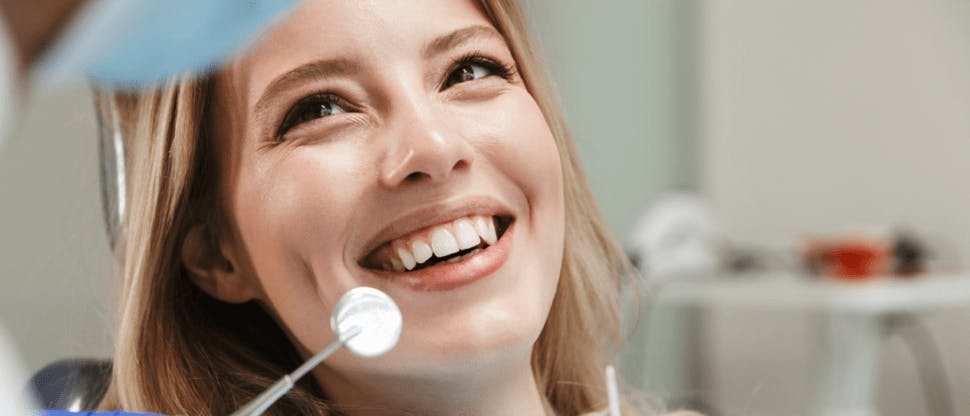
[[390, 257, 405, 273], [430, 227, 460, 258], [475, 216, 498, 244], [473, 217, 488, 239], [373, 215, 504, 271], [411, 240, 433, 264], [397, 247, 416, 271], [454, 219, 481, 250]]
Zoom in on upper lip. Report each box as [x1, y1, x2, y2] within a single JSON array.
[[356, 195, 515, 264]]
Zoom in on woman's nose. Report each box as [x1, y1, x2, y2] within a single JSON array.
[[380, 109, 473, 188]]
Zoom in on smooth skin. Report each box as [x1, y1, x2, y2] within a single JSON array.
[[182, 1, 566, 415]]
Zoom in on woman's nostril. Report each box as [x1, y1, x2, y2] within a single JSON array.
[[405, 172, 427, 182], [396, 159, 469, 184]]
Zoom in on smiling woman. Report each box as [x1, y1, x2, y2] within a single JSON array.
[[95, 1, 643, 415]]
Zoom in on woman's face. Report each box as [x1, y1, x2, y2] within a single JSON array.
[[207, 0, 564, 380]]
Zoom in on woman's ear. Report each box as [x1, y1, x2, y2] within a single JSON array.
[[181, 224, 259, 303]]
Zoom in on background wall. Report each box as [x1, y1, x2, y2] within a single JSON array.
[[0, 86, 114, 375], [697, 0, 970, 415], [525, 0, 697, 246], [700, 0, 970, 257]]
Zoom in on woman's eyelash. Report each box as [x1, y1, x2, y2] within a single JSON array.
[[275, 92, 348, 139], [441, 53, 517, 89], [274, 55, 517, 139]]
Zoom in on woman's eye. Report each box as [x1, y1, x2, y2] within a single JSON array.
[[443, 61, 501, 89], [276, 94, 348, 138]]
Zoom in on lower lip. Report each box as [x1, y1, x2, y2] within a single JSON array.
[[374, 221, 514, 291]]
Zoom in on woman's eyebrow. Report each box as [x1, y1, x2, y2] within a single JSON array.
[[253, 25, 502, 121], [254, 58, 359, 121], [423, 25, 503, 59]]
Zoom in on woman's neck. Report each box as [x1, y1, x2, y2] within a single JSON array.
[[315, 357, 549, 416]]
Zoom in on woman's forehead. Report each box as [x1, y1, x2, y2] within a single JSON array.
[[235, 0, 493, 107]]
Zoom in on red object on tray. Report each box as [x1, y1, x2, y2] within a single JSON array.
[[805, 237, 890, 280]]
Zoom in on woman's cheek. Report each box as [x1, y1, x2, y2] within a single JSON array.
[[461, 90, 562, 186], [495, 93, 563, 205], [234, 148, 371, 347], [237, 147, 366, 284]]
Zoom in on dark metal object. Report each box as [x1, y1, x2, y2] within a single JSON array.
[[28, 359, 112, 410]]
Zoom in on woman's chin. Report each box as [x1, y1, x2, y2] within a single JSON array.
[[396, 332, 539, 377], [347, 307, 543, 377]]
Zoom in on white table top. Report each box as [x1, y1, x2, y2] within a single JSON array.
[[647, 273, 970, 315]]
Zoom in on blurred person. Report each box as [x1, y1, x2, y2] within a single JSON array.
[[89, 0, 700, 415], [0, 0, 299, 141], [0, 0, 297, 414]]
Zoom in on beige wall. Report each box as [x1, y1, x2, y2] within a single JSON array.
[[699, 0, 970, 415], [525, 0, 696, 245], [0, 85, 114, 375], [701, 0, 970, 253]]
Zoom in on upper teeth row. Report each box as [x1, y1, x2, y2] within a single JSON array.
[[385, 215, 498, 272]]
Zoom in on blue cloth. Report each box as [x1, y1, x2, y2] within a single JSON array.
[[34, 0, 299, 86], [36, 411, 162, 416]]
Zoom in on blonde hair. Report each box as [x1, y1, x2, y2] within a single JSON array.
[[98, 1, 637, 414]]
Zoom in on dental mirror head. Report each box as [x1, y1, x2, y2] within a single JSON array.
[[331, 287, 402, 357], [230, 287, 401, 416]]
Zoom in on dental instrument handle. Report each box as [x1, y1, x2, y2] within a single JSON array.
[[292, 326, 361, 380], [226, 376, 293, 416], [606, 365, 621, 416], [228, 326, 361, 416]]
